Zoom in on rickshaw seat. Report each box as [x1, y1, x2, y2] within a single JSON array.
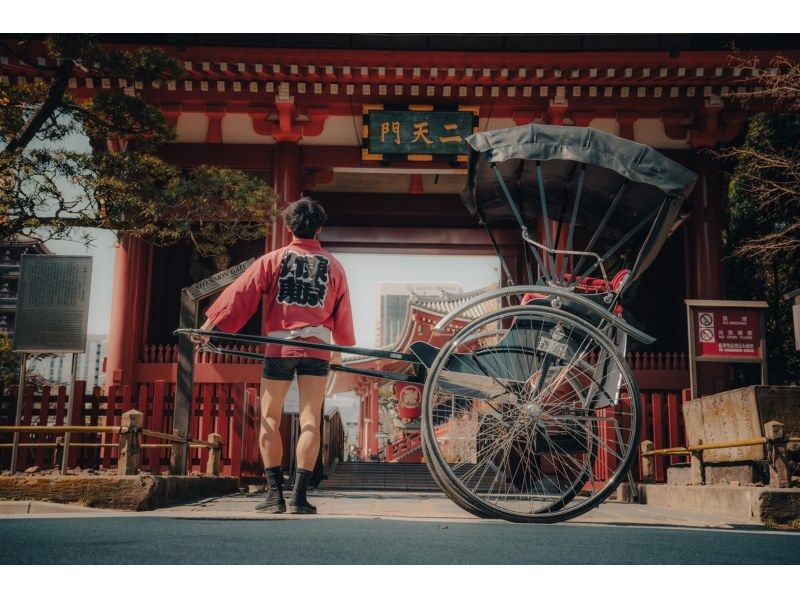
[[521, 269, 629, 316]]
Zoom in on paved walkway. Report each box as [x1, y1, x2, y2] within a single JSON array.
[[0, 489, 762, 529]]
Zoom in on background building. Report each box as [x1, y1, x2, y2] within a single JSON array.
[[375, 282, 462, 346], [29, 335, 108, 389], [0, 235, 52, 336]]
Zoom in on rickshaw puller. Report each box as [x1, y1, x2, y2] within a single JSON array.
[[192, 197, 356, 514]]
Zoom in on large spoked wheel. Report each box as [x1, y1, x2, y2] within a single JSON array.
[[421, 304, 640, 523]]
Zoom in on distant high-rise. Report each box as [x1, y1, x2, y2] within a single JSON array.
[[30, 335, 108, 388], [374, 282, 462, 347]]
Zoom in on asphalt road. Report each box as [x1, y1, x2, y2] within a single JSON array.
[[1, 517, 799, 564]]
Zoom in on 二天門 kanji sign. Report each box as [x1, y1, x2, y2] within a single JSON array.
[[362, 104, 479, 162]]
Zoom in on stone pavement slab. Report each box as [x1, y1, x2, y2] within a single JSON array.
[[1, 489, 761, 529], [158, 490, 760, 528]]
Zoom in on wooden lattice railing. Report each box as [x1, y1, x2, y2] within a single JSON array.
[[141, 343, 688, 371]]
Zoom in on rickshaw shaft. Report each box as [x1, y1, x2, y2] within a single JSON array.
[[177, 328, 420, 362], [201, 342, 424, 383]]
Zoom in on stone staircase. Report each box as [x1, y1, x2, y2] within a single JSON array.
[[318, 462, 441, 492]]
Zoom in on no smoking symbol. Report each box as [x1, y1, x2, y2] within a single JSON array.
[[699, 328, 714, 342], [699, 313, 714, 327]]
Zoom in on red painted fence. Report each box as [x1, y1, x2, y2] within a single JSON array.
[[0, 380, 263, 478], [1, 377, 690, 483]]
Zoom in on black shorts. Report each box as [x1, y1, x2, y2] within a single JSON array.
[[262, 357, 330, 380]]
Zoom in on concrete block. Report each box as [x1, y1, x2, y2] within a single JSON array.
[[668, 462, 766, 486], [667, 464, 692, 486], [705, 463, 767, 486], [682, 386, 800, 464], [642, 483, 800, 523], [0, 473, 237, 511], [614, 482, 633, 502]]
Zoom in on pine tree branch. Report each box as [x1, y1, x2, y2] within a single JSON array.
[[2, 58, 75, 154]]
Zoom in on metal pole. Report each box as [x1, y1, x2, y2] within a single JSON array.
[[759, 310, 769, 386], [174, 289, 199, 475], [9, 353, 27, 475], [60, 352, 80, 475], [686, 305, 698, 399], [289, 413, 298, 479]]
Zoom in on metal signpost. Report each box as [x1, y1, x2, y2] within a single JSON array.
[[11, 255, 92, 474], [685, 299, 769, 399], [786, 288, 800, 351], [173, 258, 254, 474]]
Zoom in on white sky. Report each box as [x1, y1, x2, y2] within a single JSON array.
[[45, 230, 117, 336]]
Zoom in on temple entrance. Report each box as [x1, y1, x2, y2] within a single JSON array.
[[141, 164, 694, 481], [324, 250, 501, 466]]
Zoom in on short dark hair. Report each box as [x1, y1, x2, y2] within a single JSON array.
[[282, 197, 327, 239]]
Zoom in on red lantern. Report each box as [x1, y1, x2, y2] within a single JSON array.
[[395, 382, 422, 420]]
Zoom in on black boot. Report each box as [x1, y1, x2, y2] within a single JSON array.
[[288, 468, 317, 514], [255, 466, 286, 513]]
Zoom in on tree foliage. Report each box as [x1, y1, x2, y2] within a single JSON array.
[[1, 34, 279, 255], [0, 336, 21, 388], [721, 54, 800, 384]]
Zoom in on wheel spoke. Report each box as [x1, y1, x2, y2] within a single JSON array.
[[422, 304, 640, 522]]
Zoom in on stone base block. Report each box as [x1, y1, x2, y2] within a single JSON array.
[[667, 462, 769, 486], [667, 463, 692, 486], [0, 474, 238, 511], [641, 483, 800, 523]]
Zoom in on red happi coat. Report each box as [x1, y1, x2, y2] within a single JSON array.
[[205, 237, 356, 360]]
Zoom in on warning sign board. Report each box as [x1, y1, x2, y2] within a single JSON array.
[[686, 299, 768, 398], [694, 308, 761, 359]]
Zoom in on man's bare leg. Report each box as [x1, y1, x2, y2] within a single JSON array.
[[255, 377, 292, 513], [288, 374, 327, 514], [295, 374, 327, 470], [259, 377, 292, 468]]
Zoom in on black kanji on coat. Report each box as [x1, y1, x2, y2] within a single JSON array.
[[277, 251, 330, 307]]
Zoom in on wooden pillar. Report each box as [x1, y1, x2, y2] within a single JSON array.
[[105, 236, 151, 391], [369, 382, 380, 459], [118, 409, 143, 475], [169, 427, 187, 475], [265, 141, 303, 334], [359, 392, 367, 461], [684, 153, 729, 396], [206, 432, 222, 476], [268, 141, 303, 253], [686, 153, 725, 300]]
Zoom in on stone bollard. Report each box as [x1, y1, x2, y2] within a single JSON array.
[[206, 433, 222, 476], [690, 446, 705, 486], [764, 420, 789, 488], [53, 437, 64, 470], [640, 440, 654, 482], [615, 482, 632, 503], [118, 410, 143, 476], [169, 428, 187, 476]]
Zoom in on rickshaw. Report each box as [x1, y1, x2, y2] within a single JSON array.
[[179, 123, 698, 523]]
